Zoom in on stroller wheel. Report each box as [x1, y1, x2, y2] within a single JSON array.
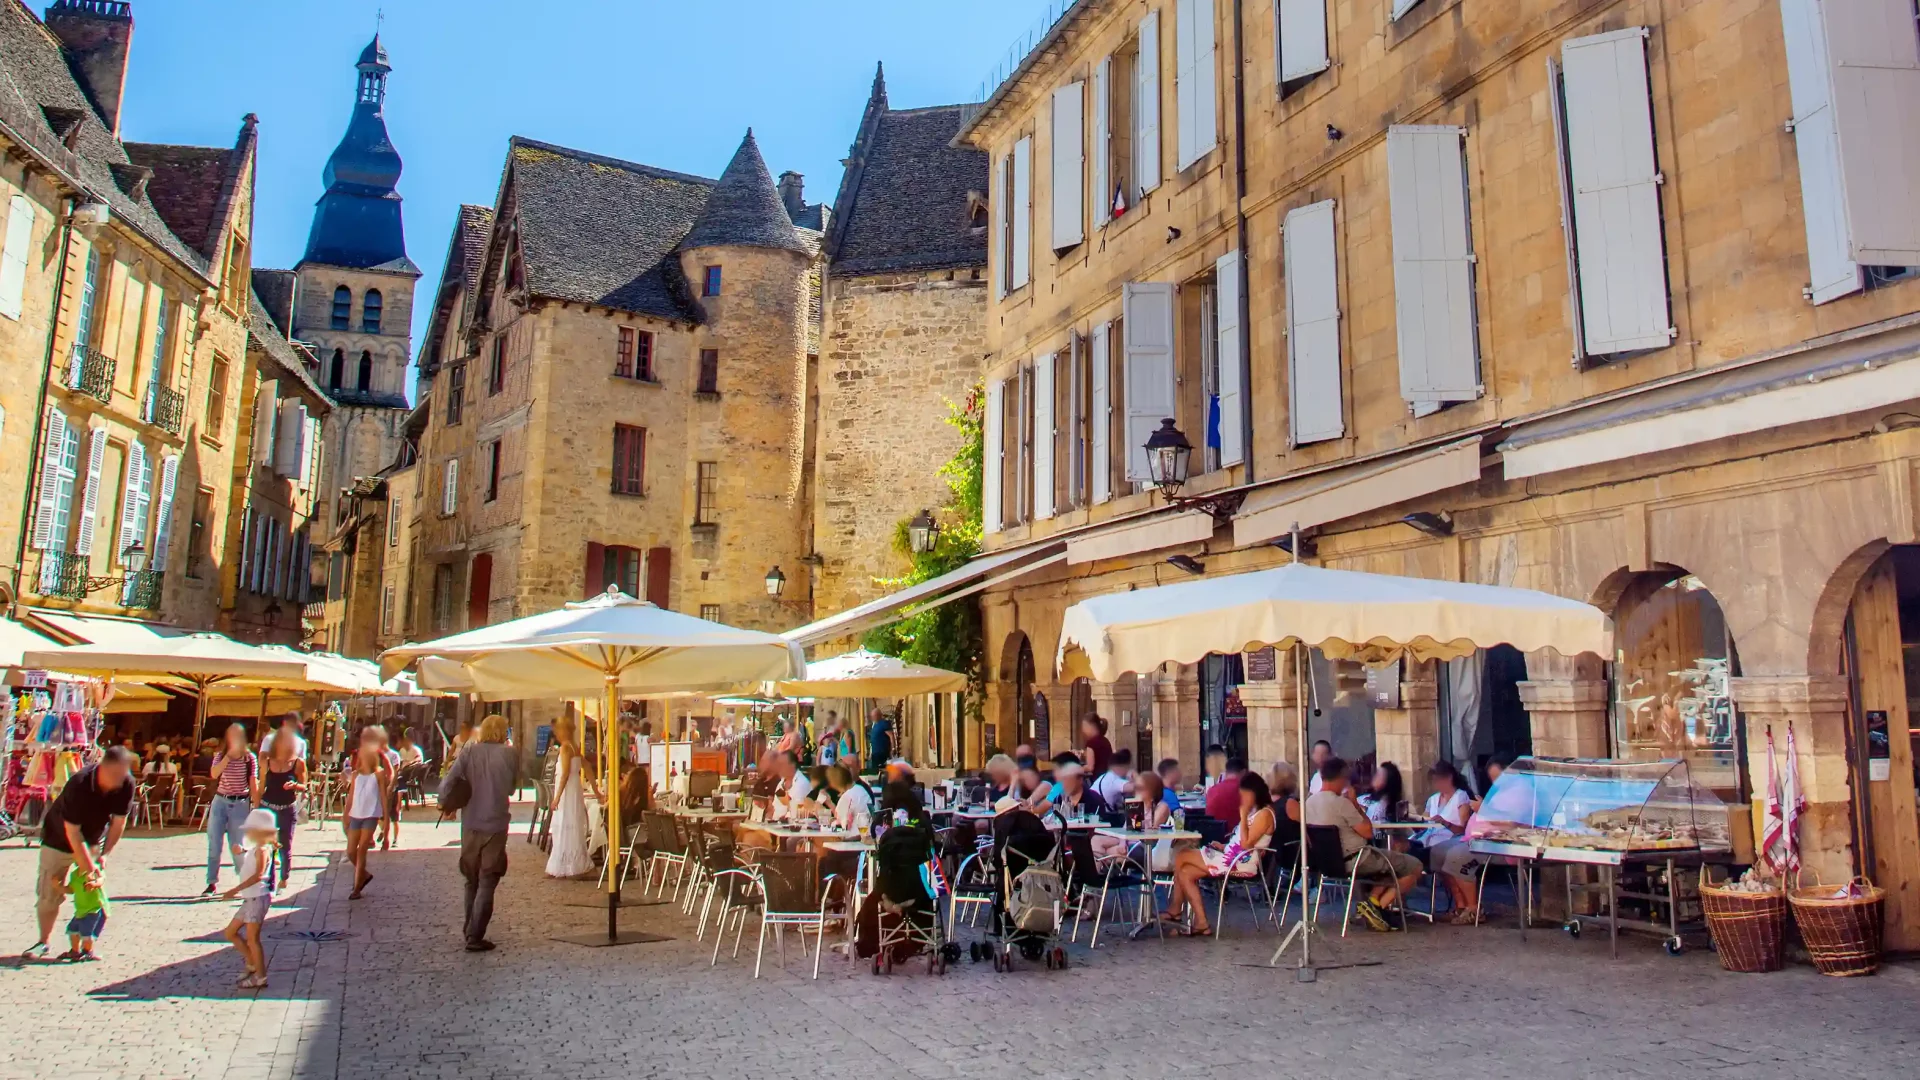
[[871, 956, 883, 976], [1044, 951, 1055, 970], [1052, 946, 1068, 970]]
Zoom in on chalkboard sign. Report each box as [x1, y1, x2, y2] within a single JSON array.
[[1364, 661, 1402, 710], [534, 724, 554, 757], [1244, 648, 1277, 682]]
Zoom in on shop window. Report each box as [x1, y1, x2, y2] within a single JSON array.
[[1611, 572, 1741, 796]]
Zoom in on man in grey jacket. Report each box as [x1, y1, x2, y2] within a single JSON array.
[[439, 714, 518, 952]]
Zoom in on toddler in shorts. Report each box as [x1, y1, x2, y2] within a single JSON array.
[[221, 808, 280, 990], [63, 864, 107, 961]]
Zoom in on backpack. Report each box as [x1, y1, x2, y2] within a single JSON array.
[[1008, 864, 1064, 932]]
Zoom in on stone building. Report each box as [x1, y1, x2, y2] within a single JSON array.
[[823, 0, 1920, 947], [0, 1, 257, 631], [806, 66, 989, 645]]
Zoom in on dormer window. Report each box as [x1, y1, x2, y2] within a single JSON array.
[[331, 286, 351, 330], [967, 191, 990, 231], [362, 288, 382, 333]]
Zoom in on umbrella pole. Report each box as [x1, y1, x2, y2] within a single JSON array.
[[255, 688, 269, 744], [604, 671, 621, 942]]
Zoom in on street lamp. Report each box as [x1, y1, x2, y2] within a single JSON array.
[[1144, 418, 1192, 498], [764, 565, 787, 599], [907, 509, 940, 554]]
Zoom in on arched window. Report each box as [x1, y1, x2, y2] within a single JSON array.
[[331, 286, 351, 331], [328, 348, 345, 389], [362, 288, 382, 333], [356, 350, 373, 392]]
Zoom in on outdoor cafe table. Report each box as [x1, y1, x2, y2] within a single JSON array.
[[1090, 827, 1204, 942], [759, 823, 858, 849], [823, 839, 875, 894]]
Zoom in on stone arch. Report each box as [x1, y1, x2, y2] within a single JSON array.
[[1806, 538, 1893, 677]]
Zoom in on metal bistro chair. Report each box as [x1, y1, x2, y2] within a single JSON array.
[[1077, 843, 1159, 948], [691, 820, 742, 940], [598, 813, 646, 890], [706, 848, 767, 967], [642, 811, 690, 901], [1305, 824, 1408, 937], [945, 843, 997, 936], [526, 755, 557, 850], [750, 850, 848, 980], [1203, 837, 1277, 936]]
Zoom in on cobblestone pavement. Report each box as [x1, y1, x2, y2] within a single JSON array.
[[2, 807, 1916, 1080]]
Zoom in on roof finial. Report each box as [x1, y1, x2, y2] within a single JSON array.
[[871, 61, 888, 109]]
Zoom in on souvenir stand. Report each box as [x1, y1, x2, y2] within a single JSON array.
[[3, 672, 105, 825]]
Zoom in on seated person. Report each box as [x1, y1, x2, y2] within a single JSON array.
[[1269, 760, 1303, 856], [1046, 760, 1106, 820], [825, 764, 872, 832], [1420, 761, 1478, 923], [1015, 758, 1051, 814], [1164, 772, 1276, 936], [143, 744, 178, 778], [1203, 755, 1246, 820], [1090, 748, 1135, 807], [981, 754, 1017, 803], [768, 751, 811, 822], [1201, 744, 1229, 789], [1094, 769, 1174, 863], [1356, 762, 1405, 827], [876, 779, 926, 834], [1154, 758, 1185, 815], [1303, 757, 1422, 932]]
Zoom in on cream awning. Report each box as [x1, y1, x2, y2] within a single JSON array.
[[775, 649, 968, 697], [1057, 561, 1612, 683], [1066, 511, 1214, 565], [782, 540, 1066, 648], [1231, 439, 1484, 548]]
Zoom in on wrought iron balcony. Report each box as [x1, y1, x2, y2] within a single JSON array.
[[36, 550, 87, 600], [143, 381, 185, 435], [66, 345, 116, 403], [119, 568, 163, 610]]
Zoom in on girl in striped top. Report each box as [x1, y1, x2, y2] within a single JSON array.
[[202, 724, 260, 896]]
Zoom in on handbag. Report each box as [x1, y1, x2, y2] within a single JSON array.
[[439, 774, 472, 816]]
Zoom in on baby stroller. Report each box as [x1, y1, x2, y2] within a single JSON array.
[[978, 807, 1069, 971], [857, 820, 959, 975]]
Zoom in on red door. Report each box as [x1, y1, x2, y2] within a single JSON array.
[[468, 553, 492, 628]]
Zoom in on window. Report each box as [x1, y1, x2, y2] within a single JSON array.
[[995, 139, 1032, 296], [446, 363, 466, 425], [73, 250, 98, 358], [485, 439, 501, 502], [381, 583, 395, 635], [362, 288, 382, 333], [702, 265, 722, 297], [487, 335, 506, 395], [700, 603, 722, 623], [186, 486, 212, 578], [1275, 0, 1330, 92], [206, 354, 230, 434], [599, 544, 642, 597], [615, 327, 654, 380], [329, 348, 345, 389], [611, 424, 645, 495], [1386, 125, 1480, 406], [1174, 0, 1219, 171], [222, 233, 248, 312], [983, 380, 1004, 533], [149, 298, 171, 385], [388, 497, 400, 545], [327, 551, 345, 601], [432, 562, 454, 632], [1391, 0, 1423, 20], [1051, 82, 1086, 252], [1094, 40, 1136, 226], [30, 409, 79, 551], [356, 350, 373, 392], [0, 193, 36, 320], [696, 349, 719, 395], [1089, 320, 1115, 505], [694, 461, 718, 525], [442, 457, 459, 515], [331, 286, 351, 330]]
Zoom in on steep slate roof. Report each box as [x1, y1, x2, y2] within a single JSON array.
[[827, 67, 988, 277], [419, 203, 494, 376], [250, 268, 297, 338], [0, 0, 213, 278], [501, 137, 714, 322], [123, 142, 233, 257], [681, 130, 810, 254]]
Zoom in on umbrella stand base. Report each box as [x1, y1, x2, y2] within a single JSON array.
[[560, 899, 672, 909], [551, 931, 673, 948]]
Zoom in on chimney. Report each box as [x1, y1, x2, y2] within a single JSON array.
[[777, 171, 805, 220], [43, 2, 135, 137]]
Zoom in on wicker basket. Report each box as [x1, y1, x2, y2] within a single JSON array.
[[1699, 869, 1786, 973], [1787, 876, 1886, 977]]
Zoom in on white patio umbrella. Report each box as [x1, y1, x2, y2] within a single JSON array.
[[774, 648, 967, 697], [379, 586, 806, 945], [1052, 556, 1611, 975]]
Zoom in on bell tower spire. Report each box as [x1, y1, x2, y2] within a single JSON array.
[[301, 34, 411, 271]]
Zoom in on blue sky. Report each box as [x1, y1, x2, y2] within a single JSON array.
[[117, 0, 1060, 363]]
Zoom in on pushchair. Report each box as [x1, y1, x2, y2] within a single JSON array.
[[856, 820, 959, 975], [979, 807, 1069, 971]]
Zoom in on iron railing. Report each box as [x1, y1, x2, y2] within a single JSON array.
[[143, 381, 185, 435], [36, 550, 86, 600], [119, 568, 163, 609], [66, 345, 115, 403]]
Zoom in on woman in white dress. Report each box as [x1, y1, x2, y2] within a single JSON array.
[[545, 717, 595, 879]]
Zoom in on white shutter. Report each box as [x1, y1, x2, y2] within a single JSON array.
[[252, 384, 278, 465], [274, 398, 302, 475], [1093, 58, 1113, 227], [1387, 125, 1480, 404], [1067, 332, 1085, 506], [1286, 200, 1345, 445], [1214, 249, 1245, 467], [73, 427, 106, 556], [1011, 137, 1032, 289], [994, 152, 1009, 299], [115, 443, 147, 557], [150, 454, 179, 562], [1051, 82, 1086, 250], [0, 194, 35, 321], [444, 458, 459, 515], [270, 518, 285, 598], [1780, 0, 1860, 303], [1032, 353, 1056, 519], [302, 415, 321, 489], [1823, 0, 1920, 266], [1561, 29, 1672, 356], [1277, 0, 1330, 83], [289, 407, 310, 483], [1391, 0, 1422, 19], [983, 379, 1005, 533], [237, 510, 252, 591], [1136, 10, 1162, 196], [1090, 322, 1112, 504], [31, 409, 68, 550], [1122, 282, 1177, 482], [1175, 0, 1217, 171]]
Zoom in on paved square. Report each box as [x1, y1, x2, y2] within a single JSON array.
[[2, 810, 1915, 1080]]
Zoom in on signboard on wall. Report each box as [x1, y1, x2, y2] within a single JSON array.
[[1365, 660, 1402, 710], [1245, 648, 1277, 682]]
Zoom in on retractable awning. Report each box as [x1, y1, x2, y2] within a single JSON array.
[[782, 540, 1067, 648], [1231, 438, 1485, 548]]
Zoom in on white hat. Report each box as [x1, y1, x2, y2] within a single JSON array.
[[243, 808, 279, 833], [992, 795, 1022, 815], [152, 743, 171, 755]]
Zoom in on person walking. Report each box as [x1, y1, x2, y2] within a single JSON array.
[[24, 747, 134, 959], [543, 717, 594, 878], [220, 808, 280, 989], [866, 709, 893, 767], [201, 724, 260, 898], [439, 714, 517, 951], [261, 733, 307, 889], [344, 727, 393, 899]]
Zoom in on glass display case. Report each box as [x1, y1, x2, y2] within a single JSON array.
[[1466, 756, 1731, 865]]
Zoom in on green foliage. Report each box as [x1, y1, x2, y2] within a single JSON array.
[[862, 389, 986, 720]]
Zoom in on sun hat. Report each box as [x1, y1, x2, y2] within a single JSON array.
[[992, 795, 1022, 815], [243, 808, 279, 833]]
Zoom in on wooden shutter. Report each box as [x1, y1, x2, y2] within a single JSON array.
[[1386, 125, 1480, 404], [1090, 322, 1112, 504], [275, 399, 303, 475], [0, 194, 35, 321], [1067, 334, 1085, 507], [1174, 0, 1216, 171], [1122, 282, 1177, 482], [1051, 82, 1086, 250], [585, 540, 607, 596], [1276, 0, 1329, 83], [149, 453, 180, 562], [1011, 137, 1032, 289], [31, 409, 68, 550], [1561, 28, 1672, 356], [1093, 58, 1112, 227], [994, 152, 1009, 299], [1823, 0, 1920, 266], [1213, 250, 1245, 467], [1391, 0, 1421, 18], [1779, 0, 1860, 303], [1032, 353, 1056, 519], [74, 426, 106, 556], [468, 553, 492, 627], [1136, 10, 1162, 195], [300, 414, 320, 488], [443, 459, 459, 515], [253, 384, 277, 465], [1285, 199, 1345, 445], [645, 546, 671, 609], [116, 442, 148, 557], [983, 378, 1005, 532]]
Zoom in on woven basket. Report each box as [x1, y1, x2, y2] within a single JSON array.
[[1699, 869, 1786, 973], [1787, 876, 1886, 977]]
